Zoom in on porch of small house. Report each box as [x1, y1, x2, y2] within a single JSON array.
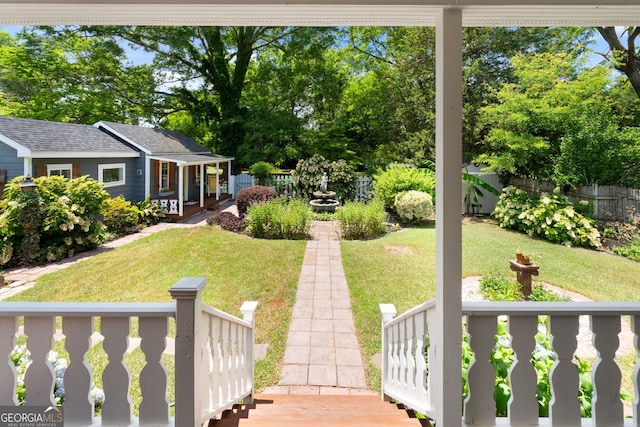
[[157, 193, 233, 222]]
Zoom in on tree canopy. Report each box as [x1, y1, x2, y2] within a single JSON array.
[[1, 25, 639, 188]]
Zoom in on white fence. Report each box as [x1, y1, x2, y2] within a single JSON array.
[[0, 278, 257, 427], [380, 299, 640, 426]]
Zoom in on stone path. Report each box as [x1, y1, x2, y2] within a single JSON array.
[[263, 221, 374, 396]]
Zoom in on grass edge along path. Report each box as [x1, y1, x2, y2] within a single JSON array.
[[342, 220, 640, 391], [7, 225, 307, 406]]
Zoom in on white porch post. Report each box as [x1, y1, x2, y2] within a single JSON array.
[[435, 8, 463, 427], [178, 164, 184, 217], [215, 162, 220, 200], [199, 164, 205, 208], [145, 156, 151, 198], [23, 157, 32, 176]]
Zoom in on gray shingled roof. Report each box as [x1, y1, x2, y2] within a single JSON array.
[[97, 121, 212, 155], [150, 153, 234, 165], [0, 116, 138, 153]]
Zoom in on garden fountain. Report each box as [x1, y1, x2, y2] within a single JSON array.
[[309, 172, 339, 212]]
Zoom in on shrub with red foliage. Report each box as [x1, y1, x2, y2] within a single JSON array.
[[206, 211, 245, 233], [235, 185, 278, 217]]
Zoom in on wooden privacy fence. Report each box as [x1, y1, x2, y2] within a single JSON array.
[[511, 177, 640, 220]]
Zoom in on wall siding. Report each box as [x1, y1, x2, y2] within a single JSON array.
[[0, 143, 24, 182]]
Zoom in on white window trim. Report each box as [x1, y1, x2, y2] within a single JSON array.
[[160, 161, 170, 191], [47, 163, 73, 178], [99, 163, 126, 187]]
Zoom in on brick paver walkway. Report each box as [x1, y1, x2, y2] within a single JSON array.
[[263, 221, 373, 395]]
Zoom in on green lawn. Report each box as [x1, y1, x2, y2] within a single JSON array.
[[8, 219, 640, 398], [8, 226, 307, 394], [342, 219, 640, 390]]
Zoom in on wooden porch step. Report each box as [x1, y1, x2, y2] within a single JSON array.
[[210, 394, 428, 427]]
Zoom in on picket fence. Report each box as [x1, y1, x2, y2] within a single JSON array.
[[511, 177, 640, 220]]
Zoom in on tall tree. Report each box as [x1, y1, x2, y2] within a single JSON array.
[[596, 27, 640, 99], [0, 28, 157, 123]]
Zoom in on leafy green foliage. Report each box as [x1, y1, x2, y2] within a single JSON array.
[[245, 197, 312, 240], [479, 272, 569, 302], [249, 161, 276, 185], [102, 196, 143, 235], [336, 199, 387, 240], [372, 165, 435, 209], [462, 319, 594, 418], [0, 175, 109, 267], [235, 185, 278, 217], [206, 211, 245, 233], [493, 186, 601, 248], [394, 190, 433, 224], [291, 154, 357, 201], [613, 238, 640, 262]]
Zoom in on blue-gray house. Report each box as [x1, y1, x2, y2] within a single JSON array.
[[0, 116, 233, 218]]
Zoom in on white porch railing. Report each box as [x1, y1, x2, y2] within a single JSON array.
[[0, 277, 257, 427], [380, 300, 640, 426]]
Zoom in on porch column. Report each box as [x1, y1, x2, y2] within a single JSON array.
[[435, 8, 463, 427], [145, 156, 151, 198], [23, 157, 32, 176], [199, 164, 205, 208], [178, 164, 184, 217], [215, 162, 220, 201]]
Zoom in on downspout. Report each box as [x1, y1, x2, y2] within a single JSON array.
[[216, 162, 220, 201], [435, 8, 463, 427]]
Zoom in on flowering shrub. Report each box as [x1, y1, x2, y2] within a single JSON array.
[[394, 190, 433, 224], [207, 211, 245, 233], [291, 155, 357, 201], [493, 186, 601, 248], [0, 175, 109, 266], [245, 197, 311, 239], [235, 186, 278, 217], [373, 165, 435, 210], [11, 346, 104, 411]]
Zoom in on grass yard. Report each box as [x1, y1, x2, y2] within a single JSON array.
[[7, 218, 640, 404], [342, 219, 640, 390], [8, 225, 307, 400]]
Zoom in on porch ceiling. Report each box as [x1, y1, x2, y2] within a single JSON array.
[[149, 153, 233, 166], [0, 1, 639, 26]]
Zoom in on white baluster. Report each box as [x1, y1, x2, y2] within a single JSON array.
[[0, 317, 18, 405], [464, 315, 497, 425], [406, 316, 416, 390], [101, 317, 132, 424], [414, 311, 428, 398], [221, 320, 230, 403], [390, 323, 400, 393], [549, 315, 580, 426], [591, 315, 623, 427], [210, 315, 221, 408], [230, 322, 238, 399], [24, 316, 56, 406], [508, 315, 538, 426], [399, 319, 407, 389], [139, 317, 169, 424], [63, 317, 94, 424], [632, 315, 639, 427]]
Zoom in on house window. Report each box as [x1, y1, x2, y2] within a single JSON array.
[[99, 163, 126, 187], [160, 162, 170, 191], [47, 164, 72, 179]]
